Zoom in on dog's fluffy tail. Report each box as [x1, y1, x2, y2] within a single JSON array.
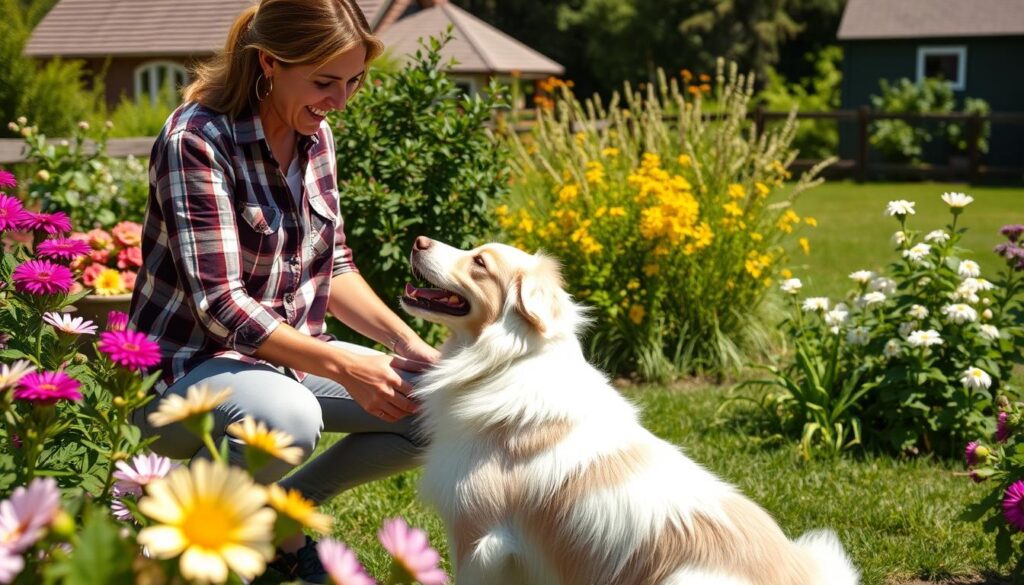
[[795, 529, 859, 585]]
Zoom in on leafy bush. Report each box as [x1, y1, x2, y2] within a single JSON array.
[[501, 60, 826, 380], [757, 45, 843, 159], [330, 30, 509, 343], [870, 78, 991, 162], [100, 83, 179, 138], [10, 118, 148, 230], [729, 195, 1023, 458]]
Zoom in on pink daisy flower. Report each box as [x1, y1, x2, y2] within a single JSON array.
[[965, 441, 981, 466], [111, 221, 142, 248], [0, 477, 61, 552], [0, 169, 16, 189], [36, 237, 92, 262], [116, 246, 142, 269], [1004, 480, 1024, 531], [997, 412, 1012, 443], [98, 330, 160, 371], [113, 453, 176, 494], [19, 211, 72, 234], [317, 539, 375, 585], [14, 370, 82, 404], [110, 483, 139, 522], [378, 518, 447, 585], [0, 194, 28, 231], [106, 311, 129, 332], [0, 546, 24, 583], [11, 260, 74, 296], [43, 311, 98, 335]]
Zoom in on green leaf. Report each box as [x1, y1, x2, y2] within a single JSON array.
[[44, 504, 136, 585]]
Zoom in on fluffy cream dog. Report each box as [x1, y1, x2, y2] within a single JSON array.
[[401, 236, 859, 585]]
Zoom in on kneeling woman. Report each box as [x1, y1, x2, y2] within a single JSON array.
[[128, 0, 439, 581]]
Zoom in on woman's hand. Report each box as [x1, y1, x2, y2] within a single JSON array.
[[392, 336, 441, 373], [335, 353, 419, 422]]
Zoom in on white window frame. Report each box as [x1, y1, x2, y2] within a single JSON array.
[[133, 61, 189, 105], [916, 45, 967, 91]]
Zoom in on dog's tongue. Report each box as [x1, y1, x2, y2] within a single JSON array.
[[404, 283, 464, 304]]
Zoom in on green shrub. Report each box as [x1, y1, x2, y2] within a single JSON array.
[[100, 83, 179, 138], [502, 60, 827, 380], [329, 30, 510, 343]]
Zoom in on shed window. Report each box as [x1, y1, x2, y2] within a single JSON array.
[[916, 46, 967, 90], [134, 61, 189, 105]]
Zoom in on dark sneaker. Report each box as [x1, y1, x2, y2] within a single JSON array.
[[262, 535, 328, 584]]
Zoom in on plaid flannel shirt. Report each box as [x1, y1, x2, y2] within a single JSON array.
[[130, 102, 357, 394]]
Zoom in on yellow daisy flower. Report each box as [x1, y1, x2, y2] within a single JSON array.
[[267, 484, 332, 535], [227, 417, 305, 467], [148, 384, 232, 428], [93, 268, 127, 296], [137, 460, 275, 584], [628, 305, 646, 324]]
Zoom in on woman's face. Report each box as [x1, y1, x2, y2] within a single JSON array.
[[259, 45, 367, 136]]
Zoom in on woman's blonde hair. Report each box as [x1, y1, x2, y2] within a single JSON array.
[[183, 0, 383, 116]]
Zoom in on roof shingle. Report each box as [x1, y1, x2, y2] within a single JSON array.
[[838, 0, 1024, 40]]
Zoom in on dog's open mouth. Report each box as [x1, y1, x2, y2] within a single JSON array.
[[402, 282, 471, 316]]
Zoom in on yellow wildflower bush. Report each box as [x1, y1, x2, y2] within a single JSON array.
[[501, 60, 829, 380]]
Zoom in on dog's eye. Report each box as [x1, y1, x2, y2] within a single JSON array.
[[473, 255, 487, 269]]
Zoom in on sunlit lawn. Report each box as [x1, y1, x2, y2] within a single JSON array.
[[305, 180, 1023, 584]]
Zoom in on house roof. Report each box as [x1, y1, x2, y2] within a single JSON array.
[[377, 1, 564, 77], [24, 0, 391, 58], [838, 0, 1024, 40]]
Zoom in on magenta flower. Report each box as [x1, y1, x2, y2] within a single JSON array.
[[43, 311, 98, 336], [997, 412, 1013, 443], [0, 169, 16, 189], [965, 441, 980, 466], [113, 453, 176, 494], [19, 211, 72, 234], [0, 194, 28, 231], [378, 518, 447, 585], [317, 539, 375, 585], [98, 330, 160, 371], [36, 237, 92, 262], [0, 477, 61, 552], [11, 260, 74, 296], [106, 310, 129, 332], [0, 546, 24, 583], [14, 370, 82, 404], [1004, 480, 1024, 531], [1001, 224, 1024, 243]]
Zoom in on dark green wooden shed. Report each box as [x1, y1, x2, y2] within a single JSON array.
[[837, 0, 1024, 167]]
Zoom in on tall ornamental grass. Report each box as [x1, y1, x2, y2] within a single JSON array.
[[501, 61, 829, 380]]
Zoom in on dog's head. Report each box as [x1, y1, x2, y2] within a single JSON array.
[[400, 237, 579, 344]]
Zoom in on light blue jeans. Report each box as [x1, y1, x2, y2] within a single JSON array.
[[130, 341, 425, 504]]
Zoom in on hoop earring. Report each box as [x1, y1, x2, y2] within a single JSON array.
[[255, 73, 273, 102]]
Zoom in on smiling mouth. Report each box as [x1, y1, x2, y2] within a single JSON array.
[[402, 265, 471, 316], [306, 105, 329, 118]]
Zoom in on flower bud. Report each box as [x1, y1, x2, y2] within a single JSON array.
[[112, 396, 126, 407], [104, 120, 114, 129], [51, 510, 76, 538], [77, 120, 90, 131], [983, 309, 994, 320], [7, 122, 17, 132], [982, 297, 991, 306], [16, 116, 27, 126], [35, 169, 50, 182]]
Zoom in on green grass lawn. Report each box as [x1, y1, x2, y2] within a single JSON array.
[[790, 181, 1024, 299], [314, 386, 1009, 585], [307, 180, 1023, 584]]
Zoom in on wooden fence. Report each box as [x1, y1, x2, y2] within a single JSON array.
[[3, 109, 1023, 182]]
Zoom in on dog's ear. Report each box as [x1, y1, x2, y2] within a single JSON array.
[[514, 255, 565, 336]]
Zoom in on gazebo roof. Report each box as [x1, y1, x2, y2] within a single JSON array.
[[838, 0, 1024, 40], [377, 1, 564, 77]]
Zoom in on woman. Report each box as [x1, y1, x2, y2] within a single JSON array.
[[128, 0, 438, 580]]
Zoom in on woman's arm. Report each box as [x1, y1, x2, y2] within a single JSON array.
[[327, 272, 440, 368]]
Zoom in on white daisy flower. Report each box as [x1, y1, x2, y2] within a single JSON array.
[[892, 231, 908, 246], [871, 277, 897, 295], [918, 276, 932, 287], [980, 324, 1000, 342], [886, 200, 916, 216], [780, 278, 803, 295], [950, 287, 980, 304], [846, 327, 870, 346], [42, 312, 98, 336], [903, 243, 931, 263], [0, 360, 37, 392], [958, 260, 981, 278], [907, 329, 943, 348], [849, 270, 875, 284], [908, 304, 929, 319], [884, 339, 902, 358], [802, 297, 830, 312], [924, 230, 950, 243], [858, 291, 887, 307], [960, 367, 991, 390], [825, 306, 849, 327], [899, 321, 919, 339], [942, 303, 978, 324], [941, 192, 974, 208], [982, 308, 994, 320]]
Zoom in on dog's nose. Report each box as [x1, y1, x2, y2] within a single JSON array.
[[413, 236, 432, 251]]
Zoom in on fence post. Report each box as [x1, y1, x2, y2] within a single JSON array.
[[857, 106, 870, 182], [967, 112, 982, 183], [753, 105, 765, 139]]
